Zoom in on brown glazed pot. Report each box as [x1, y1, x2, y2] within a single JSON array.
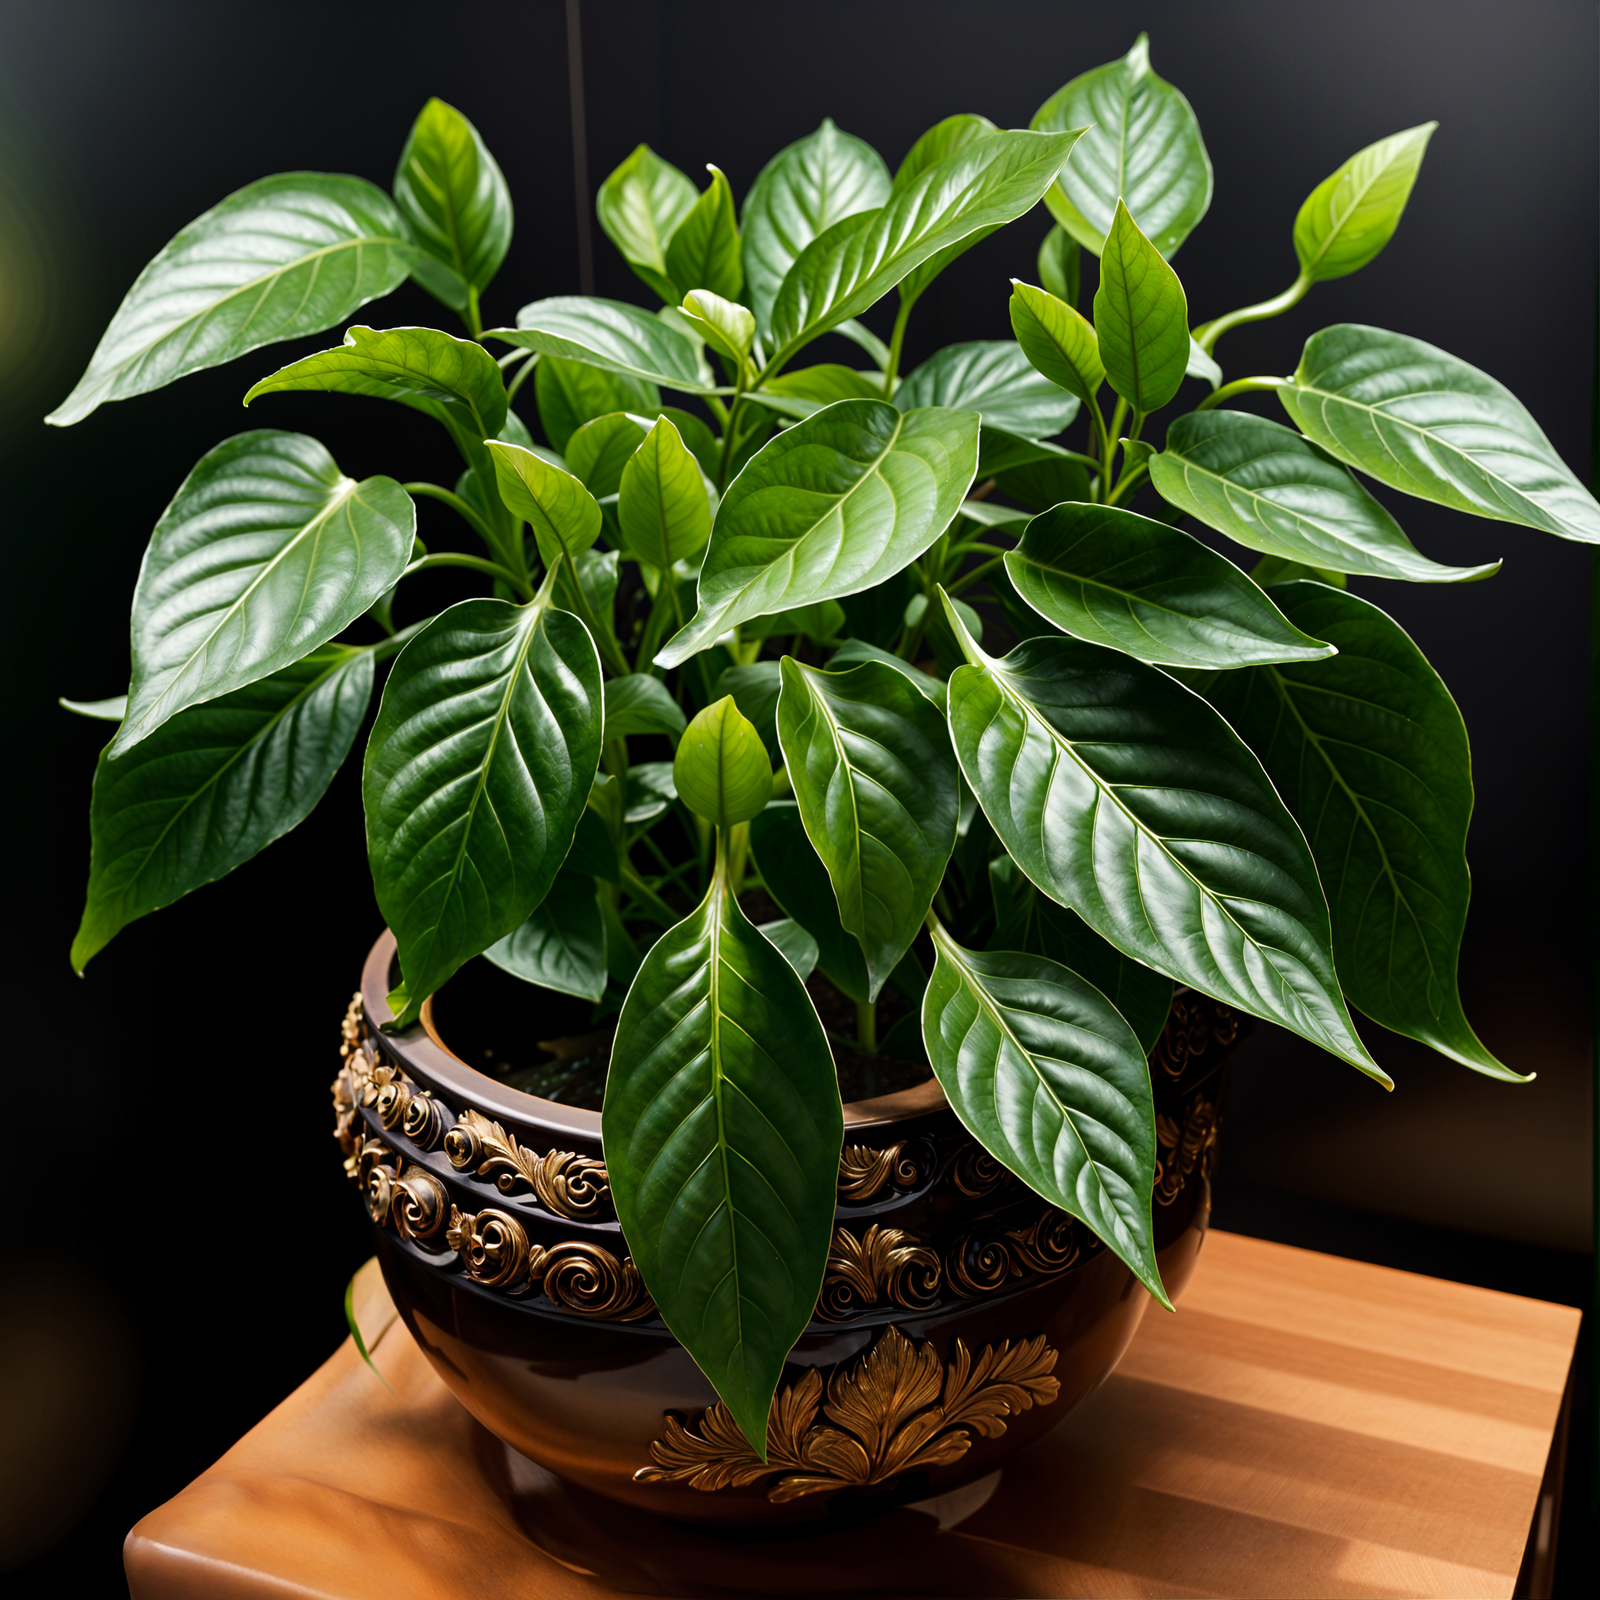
[[334, 931, 1245, 1527]]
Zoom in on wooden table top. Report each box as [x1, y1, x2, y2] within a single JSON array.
[[125, 1231, 1580, 1599]]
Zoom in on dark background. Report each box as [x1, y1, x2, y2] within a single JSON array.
[[0, 0, 1593, 1590]]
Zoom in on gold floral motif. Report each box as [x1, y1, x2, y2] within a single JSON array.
[[816, 1225, 941, 1321], [1149, 989, 1240, 1081], [635, 1324, 1059, 1502], [836, 1140, 932, 1203], [448, 1204, 531, 1289], [1004, 1209, 1082, 1275], [444, 1108, 612, 1221], [1155, 1094, 1219, 1206], [528, 1242, 657, 1321]]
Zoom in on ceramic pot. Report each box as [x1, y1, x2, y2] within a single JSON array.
[[334, 930, 1243, 1527]]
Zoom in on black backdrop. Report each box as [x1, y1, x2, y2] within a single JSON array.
[[0, 0, 1593, 1589]]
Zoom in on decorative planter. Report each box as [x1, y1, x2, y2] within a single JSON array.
[[334, 930, 1243, 1526]]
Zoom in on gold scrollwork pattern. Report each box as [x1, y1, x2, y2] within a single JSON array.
[[443, 1108, 612, 1221], [816, 1225, 941, 1321], [1149, 989, 1241, 1082], [949, 1141, 1017, 1198], [947, 1210, 1090, 1297], [636, 1324, 1060, 1502], [1155, 1094, 1219, 1206], [444, 1205, 658, 1320], [836, 1140, 934, 1203]]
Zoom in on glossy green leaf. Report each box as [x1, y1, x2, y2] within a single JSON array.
[[757, 918, 819, 981], [1186, 337, 1222, 391], [895, 341, 1079, 439], [111, 432, 411, 756], [1152, 411, 1499, 583], [492, 297, 724, 394], [363, 591, 604, 1027], [940, 596, 1383, 1079], [567, 806, 620, 884], [740, 120, 892, 332], [602, 860, 842, 1453], [1279, 325, 1600, 543], [566, 412, 649, 498], [1294, 124, 1435, 283], [891, 114, 1004, 306], [392, 98, 512, 311], [1008, 281, 1103, 407], [625, 760, 678, 828], [484, 866, 606, 1002], [922, 921, 1166, 1303], [1004, 501, 1335, 669], [713, 661, 783, 758], [244, 325, 507, 438], [605, 673, 687, 742], [61, 695, 127, 721], [673, 697, 773, 827], [664, 166, 742, 305], [744, 599, 846, 644], [826, 638, 946, 711], [1207, 581, 1523, 1081], [1032, 33, 1212, 259], [749, 802, 871, 1004], [535, 356, 660, 455], [768, 127, 1088, 365], [657, 400, 978, 667], [486, 440, 602, 567], [752, 363, 884, 420], [996, 455, 1094, 511], [1094, 200, 1189, 414], [48, 174, 414, 426], [776, 658, 958, 999], [72, 645, 371, 971], [597, 144, 698, 303], [1038, 224, 1080, 306], [680, 290, 755, 368], [617, 416, 712, 570]]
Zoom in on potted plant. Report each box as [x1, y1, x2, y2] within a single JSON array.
[[56, 34, 1592, 1523]]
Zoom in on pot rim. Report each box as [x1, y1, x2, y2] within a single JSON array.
[[361, 929, 948, 1134]]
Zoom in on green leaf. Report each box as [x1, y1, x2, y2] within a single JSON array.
[[392, 98, 512, 311], [1279, 325, 1600, 543], [996, 455, 1094, 511], [826, 638, 947, 711], [978, 431, 1087, 479], [659, 406, 721, 479], [1294, 123, 1435, 283], [60, 695, 127, 721], [713, 661, 783, 758], [768, 127, 1088, 365], [484, 866, 606, 1002], [605, 673, 687, 742], [602, 861, 842, 1453], [567, 807, 620, 884], [753, 363, 884, 420], [891, 114, 1005, 306], [922, 921, 1167, 1304], [1004, 500, 1336, 670], [1250, 553, 1346, 588], [364, 592, 604, 1027], [492, 297, 724, 394], [597, 144, 698, 303], [617, 416, 712, 570], [894, 341, 1079, 439], [740, 120, 892, 333], [939, 596, 1384, 1079], [776, 658, 958, 999], [744, 600, 846, 644], [1152, 410, 1499, 583], [673, 696, 773, 826], [1093, 199, 1189, 414], [625, 760, 678, 828], [1032, 33, 1212, 259], [657, 400, 979, 667], [48, 174, 415, 426], [757, 918, 819, 981], [535, 356, 660, 455], [486, 440, 602, 567], [110, 432, 411, 756], [1008, 280, 1104, 407], [72, 646, 370, 971], [749, 802, 871, 1003], [664, 166, 742, 305], [1186, 337, 1222, 391], [244, 325, 507, 438], [566, 412, 650, 498], [680, 290, 755, 368], [1038, 225, 1080, 306], [1207, 581, 1524, 1081]]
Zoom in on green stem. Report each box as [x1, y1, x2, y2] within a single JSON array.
[[621, 863, 681, 927], [946, 553, 1007, 597], [1195, 271, 1311, 356], [403, 482, 500, 549], [465, 286, 484, 341], [368, 618, 430, 663], [1195, 376, 1291, 412], [856, 998, 878, 1053], [399, 551, 533, 598], [505, 352, 538, 408], [1106, 463, 1151, 505], [1101, 398, 1128, 500], [882, 296, 915, 397]]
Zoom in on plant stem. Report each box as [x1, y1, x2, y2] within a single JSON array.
[[856, 998, 878, 1053], [368, 618, 430, 662], [1194, 271, 1310, 356], [399, 551, 533, 598], [946, 553, 1007, 597], [465, 286, 484, 341], [1194, 375, 1291, 412], [505, 352, 538, 408], [1106, 463, 1151, 505], [403, 482, 499, 548], [882, 296, 915, 397], [620, 863, 681, 927]]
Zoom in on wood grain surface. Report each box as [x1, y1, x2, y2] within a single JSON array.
[[124, 1231, 1580, 1599]]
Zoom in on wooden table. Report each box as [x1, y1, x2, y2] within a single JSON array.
[[124, 1232, 1580, 1598]]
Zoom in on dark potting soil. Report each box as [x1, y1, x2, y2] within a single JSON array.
[[429, 897, 931, 1114]]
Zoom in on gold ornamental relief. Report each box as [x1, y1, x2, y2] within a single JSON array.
[[816, 1225, 941, 1321], [1155, 1094, 1218, 1206], [836, 1140, 933, 1202], [1150, 989, 1240, 1082], [636, 1325, 1060, 1502], [444, 1108, 613, 1221]]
